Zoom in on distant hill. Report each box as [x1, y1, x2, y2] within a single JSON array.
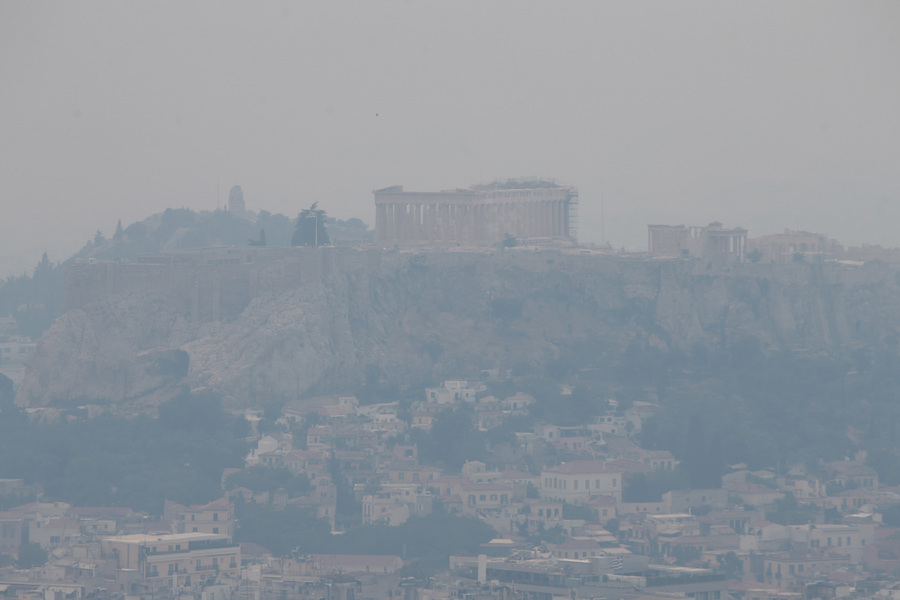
[[0, 208, 372, 337], [73, 208, 371, 264]]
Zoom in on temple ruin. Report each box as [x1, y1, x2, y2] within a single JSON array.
[[648, 222, 747, 261], [373, 180, 578, 246]]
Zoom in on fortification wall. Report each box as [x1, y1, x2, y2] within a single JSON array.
[[63, 247, 377, 323]]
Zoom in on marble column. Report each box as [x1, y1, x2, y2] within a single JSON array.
[[375, 204, 387, 243]]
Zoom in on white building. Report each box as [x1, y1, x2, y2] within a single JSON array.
[[425, 380, 484, 404], [540, 460, 624, 504]]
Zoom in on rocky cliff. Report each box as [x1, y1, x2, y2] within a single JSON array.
[[16, 248, 900, 409]]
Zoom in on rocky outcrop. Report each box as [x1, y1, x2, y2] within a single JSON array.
[[17, 249, 900, 409]]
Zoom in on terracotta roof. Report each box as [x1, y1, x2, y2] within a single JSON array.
[[550, 539, 602, 549], [544, 460, 624, 474], [67, 507, 134, 518], [500, 470, 537, 480]]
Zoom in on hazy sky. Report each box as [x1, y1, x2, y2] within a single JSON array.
[[2, 1, 899, 277]]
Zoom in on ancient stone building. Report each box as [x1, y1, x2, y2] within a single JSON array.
[[747, 229, 842, 262], [648, 222, 747, 261], [374, 180, 578, 246]]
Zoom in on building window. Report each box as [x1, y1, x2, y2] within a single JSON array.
[[213, 513, 219, 521], [213, 527, 219, 534]]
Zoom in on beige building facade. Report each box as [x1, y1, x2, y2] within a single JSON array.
[[540, 460, 624, 504], [101, 532, 240, 587]]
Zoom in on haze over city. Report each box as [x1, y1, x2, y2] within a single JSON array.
[[1, 1, 898, 276], [10, 4, 900, 598]]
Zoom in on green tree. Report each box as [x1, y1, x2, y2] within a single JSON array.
[[624, 469, 691, 502], [234, 503, 331, 556], [717, 551, 743, 579], [766, 494, 814, 525], [292, 203, 329, 246], [878, 503, 900, 527], [0, 373, 14, 413], [342, 217, 367, 230], [410, 408, 486, 471], [682, 416, 707, 488], [0, 392, 248, 514], [16, 543, 47, 569], [225, 467, 310, 496]]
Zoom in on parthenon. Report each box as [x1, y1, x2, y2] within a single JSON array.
[[374, 180, 578, 246]]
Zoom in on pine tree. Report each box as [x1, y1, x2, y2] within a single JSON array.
[[291, 203, 329, 246]]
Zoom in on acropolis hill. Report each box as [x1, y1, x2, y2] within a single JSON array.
[[16, 245, 900, 410]]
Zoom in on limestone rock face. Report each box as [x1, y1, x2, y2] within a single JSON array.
[[17, 249, 900, 409], [17, 290, 199, 409]]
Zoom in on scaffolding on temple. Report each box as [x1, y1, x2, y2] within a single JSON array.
[[567, 187, 579, 243]]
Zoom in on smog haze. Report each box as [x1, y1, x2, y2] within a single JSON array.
[[1, 1, 898, 275]]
